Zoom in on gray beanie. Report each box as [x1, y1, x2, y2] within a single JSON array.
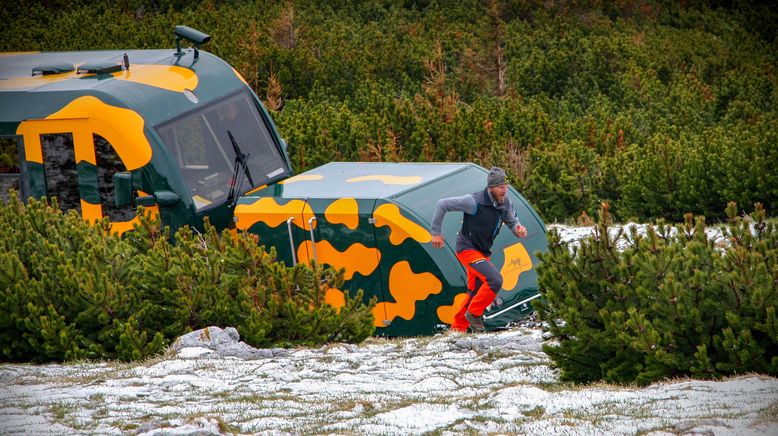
[[487, 166, 508, 187]]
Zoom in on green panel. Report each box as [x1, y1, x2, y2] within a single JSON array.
[[113, 172, 133, 207], [483, 290, 540, 328], [247, 220, 308, 267], [76, 161, 100, 204], [238, 196, 309, 267], [303, 197, 387, 315], [198, 202, 236, 234], [27, 162, 45, 199], [371, 199, 467, 336], [0, 122, 20, 137], [242, 162, 549, 335]]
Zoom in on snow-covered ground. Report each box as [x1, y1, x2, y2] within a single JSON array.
[[1, 224, 776, 435], [548, 222, 730, 251], [2, 324, 776, 435]]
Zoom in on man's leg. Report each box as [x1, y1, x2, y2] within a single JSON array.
[[451, 276, 482, 331], [467, 258, 503, 318], [452, 251, 488, 332], [451, 294, 471, 332]]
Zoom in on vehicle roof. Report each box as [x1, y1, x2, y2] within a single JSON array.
[[0, 49, 246, 129], [0, 50, 172, 84], [268, 162, 479, 199]]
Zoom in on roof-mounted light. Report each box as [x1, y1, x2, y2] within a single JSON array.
[[174, 25, 211, 59], [77, 62, 122, 75], [31, 63, 75, 76]]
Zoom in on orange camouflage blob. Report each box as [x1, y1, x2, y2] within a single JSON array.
[[372, 261, 442, 327], [119, 65, 198, 92], [80, 200, 103, 224], [325, 198, 360, 230], [436, 293, 469, 325], [499, 242, 532, 290], [0, 64, 197, 93], [234, 197, 316, 230], [0, 72, 77, 90], [110, 199, 159, 235], [280, 174, 324, 184], [373, 203, 432, 245], [325, 287, 346, 312], [18, 95, 152, 169], [297, 240, 381, 280], [346, 175, 422, 185]]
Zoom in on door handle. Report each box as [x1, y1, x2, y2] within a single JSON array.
[[286, 217, 297, 266], [308, 216, 318, 264]]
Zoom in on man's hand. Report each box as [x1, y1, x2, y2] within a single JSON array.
[[514, 224, 528, 238], [431, 234, 445, 248]]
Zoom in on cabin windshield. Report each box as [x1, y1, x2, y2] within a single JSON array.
[[156, 89, 290, 211]]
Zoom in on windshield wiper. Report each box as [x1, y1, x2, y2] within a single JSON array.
[[226, 130, 254, 208]]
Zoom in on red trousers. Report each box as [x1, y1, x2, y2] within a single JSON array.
[[451, 249, 502, 332]]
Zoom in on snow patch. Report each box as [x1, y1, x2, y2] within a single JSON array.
[[2, 328, 774, 435], [177, 346, 214, 358]]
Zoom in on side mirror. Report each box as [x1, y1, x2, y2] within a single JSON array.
[[280, 138, 288, 153], [113, 172, 133, 207], [153, 190, 180, 207], [136, 190, 180, 207]]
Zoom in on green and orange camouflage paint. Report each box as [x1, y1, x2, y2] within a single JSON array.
[[0, 39, 547, 335]]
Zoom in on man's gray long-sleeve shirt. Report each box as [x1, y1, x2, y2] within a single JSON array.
[[431, 189, 521, 254]]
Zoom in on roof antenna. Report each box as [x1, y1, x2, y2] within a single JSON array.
[[123, 53, 130, 70], [174, 25, 211, 59]]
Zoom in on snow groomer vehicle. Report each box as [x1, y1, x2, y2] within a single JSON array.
[[0, 26, 548, 335]]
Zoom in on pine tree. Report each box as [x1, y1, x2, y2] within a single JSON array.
[[0, 194, 376, 362], [536, 202, 777, 385]]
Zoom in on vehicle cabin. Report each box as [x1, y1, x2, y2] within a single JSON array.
[[0, 28, 291, 233], [235, 162, 548, 334]]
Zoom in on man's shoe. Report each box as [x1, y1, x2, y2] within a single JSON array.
[[465, 311, 485, 333]]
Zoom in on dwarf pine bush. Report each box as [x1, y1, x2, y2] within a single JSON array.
[[536, 202, 777, 385], [2, 1, 775, 221], [0, 194, 375, 362]]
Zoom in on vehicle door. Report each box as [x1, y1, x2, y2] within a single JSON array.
[[0, 135, 28, 203], [233, 191, 313, 268], [370, 199, 454, 336], [16, 119, 142, 233], [297, 197, 388, 322]]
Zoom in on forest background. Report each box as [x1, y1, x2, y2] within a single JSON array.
[[1, 0, 776, 223]]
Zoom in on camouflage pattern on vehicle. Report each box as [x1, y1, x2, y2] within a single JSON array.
[[0, 27, 547, 335]]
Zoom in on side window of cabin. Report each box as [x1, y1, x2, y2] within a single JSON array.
[[41, 133, 80, 212], [0, 136, 22, 203], [94, 134, 134, 221], [170, 116, 210, 169]]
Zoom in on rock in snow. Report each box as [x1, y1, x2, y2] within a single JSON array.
[[172, 326, 240, 352], [173, 326, 285, 360]]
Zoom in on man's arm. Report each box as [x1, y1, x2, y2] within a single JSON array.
[[431, 194, 476, 248], [502, 200, 527, 238]]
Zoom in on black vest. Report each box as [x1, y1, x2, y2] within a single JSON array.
[[456, 188, 504, 256]]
